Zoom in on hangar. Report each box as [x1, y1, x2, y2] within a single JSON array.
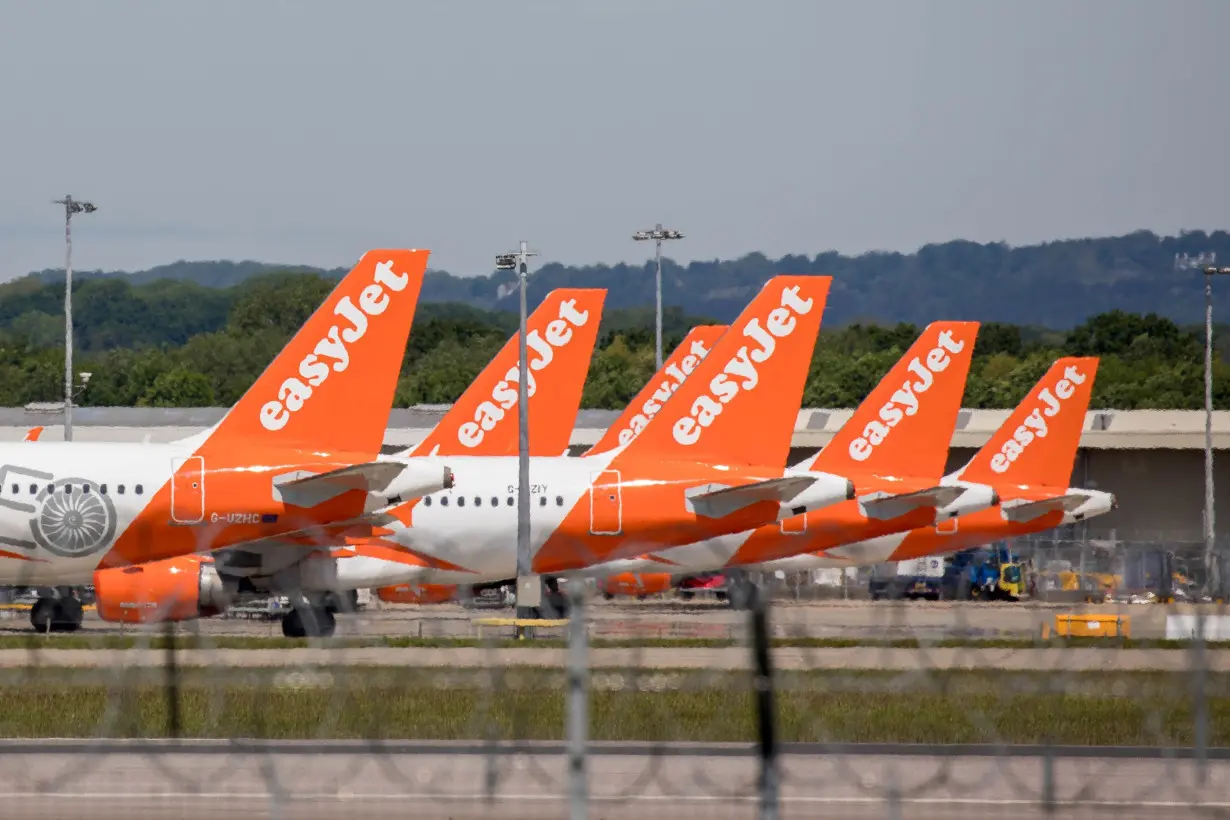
[[2, 404, 1225, 545]]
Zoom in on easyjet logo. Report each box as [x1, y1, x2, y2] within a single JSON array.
[[989, 364, 1087, 474], [672, 285, 814, 446], [848, 330, 967, 462], [458, 298, 592, 448], [259, 259, 411, 432], [616, 336, 714, 447]]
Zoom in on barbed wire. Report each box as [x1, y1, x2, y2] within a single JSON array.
[[0, 537, 1228, 818]]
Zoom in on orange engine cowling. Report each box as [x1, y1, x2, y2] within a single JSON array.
[[376, 583, 458, 605], [93, 556, 235, 624], [601, 572, 673, 598]]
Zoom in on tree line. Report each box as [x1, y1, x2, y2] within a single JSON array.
[[0, 268, 1223, 410], [15, 229, 1230, 329]]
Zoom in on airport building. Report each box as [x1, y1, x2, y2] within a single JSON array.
[[3, 405, 1226, 545]]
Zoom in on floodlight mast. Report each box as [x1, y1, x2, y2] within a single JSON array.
[[633, 224, 685, 369], [496, 240, 541, 638], [52, 195, 98, 442], [1176, 251, 1227, 601]]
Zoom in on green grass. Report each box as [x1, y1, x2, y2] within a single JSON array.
[[2, 634, 1229, 651], [0, 668, 1225, 745]]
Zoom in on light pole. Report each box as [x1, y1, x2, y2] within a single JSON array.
[[52, 195, 97, 442], [1177, 251, 1227, 599], [496, 241, 541, 637], [633, 224, 684, 370]]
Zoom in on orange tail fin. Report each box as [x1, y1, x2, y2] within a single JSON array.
[[201, 249, 430, 457], [407, 288, 606, 457], [585, 324, 727, 456], [22, 426, 43, 442], [810, 321, 980, 478], [957, 357, 1099, 488], [622, 275, 832, 467]]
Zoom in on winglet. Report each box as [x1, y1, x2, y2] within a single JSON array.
[[957, 357, 1099, 488], [407, 288, 606, 458], [585, 325, 727, 456], [622, 275, 831, 467], [201, 249, 430, 457], [809, 321, 980, 478]]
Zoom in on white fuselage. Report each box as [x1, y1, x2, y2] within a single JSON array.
[[0, 440, 190, 584], [332, 452, 853, 589]]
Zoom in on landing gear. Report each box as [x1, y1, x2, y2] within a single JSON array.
[[280, 604, 336, 638], [30, 588, 84, 633]]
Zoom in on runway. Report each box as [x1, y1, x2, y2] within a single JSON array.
[[0, 741, 1223, 819]]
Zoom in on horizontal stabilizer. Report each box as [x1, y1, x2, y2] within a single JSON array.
[[858, 485, 968, 521], [685, 475, 818, 519], [273, 462, 410, 507], [1000, 493, 1091, 523]]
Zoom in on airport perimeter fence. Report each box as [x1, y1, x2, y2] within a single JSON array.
[[5, 551, 1230, 817]]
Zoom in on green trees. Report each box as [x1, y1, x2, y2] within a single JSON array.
[[2, 259, 1220, 410]]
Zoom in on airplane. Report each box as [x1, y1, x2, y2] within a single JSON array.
[[611, 356, 1115, 596], [3, 249, 456, 633], [777, 355, 1114, 569], [567, 320, 1000, 593], [258, 275, 867, 605], [376, 323, 728, 605], [83, 287, 608, 635]]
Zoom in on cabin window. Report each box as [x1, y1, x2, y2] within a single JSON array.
[[28, 485, 36, 495], [424, 496, 432, 507], [556, 496, 564, 507], [135, 485, 144, 495], [64, 485, 73, 495], [474, 497, 482, 507], [99, 484, 108, 495], [457, 496, 465, 508], [538, 496, 547, 507], [491, 497, 499, 507], [117, 485, 126, 495], [440, 496, 449, 507], [9, 485, 15, 495], [81, 485, 90, 494], [46, 485, 54, 494], [506, 497, 514, 506]]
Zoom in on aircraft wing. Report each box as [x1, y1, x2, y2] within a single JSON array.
[[684, 475, 817, 519], [273, 460, 451, 508], [858, 486, 968, 521], [1000, 493, 1092, 523]]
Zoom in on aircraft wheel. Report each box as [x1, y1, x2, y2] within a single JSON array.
[[281, 606, 336, 639], [54, 597, 84, 632], [30, 598, 57, 632]]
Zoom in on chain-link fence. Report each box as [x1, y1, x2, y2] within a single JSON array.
[[1, 541, 1229, 819]]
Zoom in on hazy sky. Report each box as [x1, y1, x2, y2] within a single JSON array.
[[2, 0, 1228, 280]]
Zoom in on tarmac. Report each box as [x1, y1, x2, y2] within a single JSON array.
[[0, 595, 1186, 641], [0, 741, 1223, 819]]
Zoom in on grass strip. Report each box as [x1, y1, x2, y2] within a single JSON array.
[[0, 668, 1225, 745]]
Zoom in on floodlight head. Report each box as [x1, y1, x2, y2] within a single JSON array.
[[633, 231, 652, 241], [78, 371, 92, 384], [495, 254, 517, 270]]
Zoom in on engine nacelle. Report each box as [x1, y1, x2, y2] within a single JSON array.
[[93, 557, 236, 624]]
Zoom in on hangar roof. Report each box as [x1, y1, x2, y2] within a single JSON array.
[[2, 406, 1228, 449]]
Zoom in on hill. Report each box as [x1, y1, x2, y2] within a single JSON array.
[[16, 229, 1230, 328]]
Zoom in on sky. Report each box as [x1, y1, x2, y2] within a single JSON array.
[[2, 0, 1228, 280]]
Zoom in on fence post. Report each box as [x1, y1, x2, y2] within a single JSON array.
[[750, 580, 778, 820], [567, 578, 589, 819]]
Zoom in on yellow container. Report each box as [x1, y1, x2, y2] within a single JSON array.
[[1050, 613, 1130, 638]]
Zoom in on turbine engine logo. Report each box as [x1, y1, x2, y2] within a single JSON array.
[[30, 478, 117, 558]]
